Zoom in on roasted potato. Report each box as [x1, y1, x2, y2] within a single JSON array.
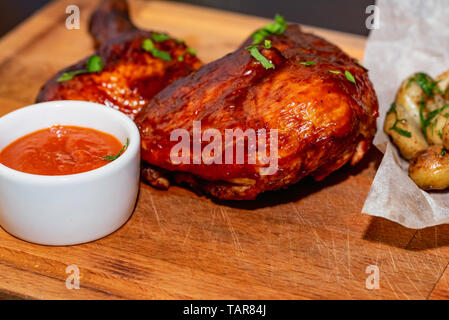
[[384, 73, 430, 159], [425, 111, 449, 145], [436, 70, 449, 96], [424, 71, 449, 144], [409, 145, 449, 190], [384, 103, 428, 159], [385, 71, 449, 190], [395, 73, 428, 124], [442, 120, 449, 150]]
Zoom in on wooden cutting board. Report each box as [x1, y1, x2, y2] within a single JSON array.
[[1, 0, 449, 300]]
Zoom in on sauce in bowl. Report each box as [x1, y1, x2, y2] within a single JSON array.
[[0, 125, 125, 175]]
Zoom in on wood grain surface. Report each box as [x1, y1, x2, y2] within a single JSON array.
[[0, 0, 448, 300]]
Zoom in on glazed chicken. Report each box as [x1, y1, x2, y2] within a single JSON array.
[[37, 0, 202, 119], [37, 0, 378, 200], [136, 25, 378, 200]]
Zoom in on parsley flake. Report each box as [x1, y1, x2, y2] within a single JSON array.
[[103, 138, 129, 161], [407, 72, 443, 97], [355, 61, 368, 71], [388, 102, 412, 138], [345, 70, 356, 84], [186, 48, 197, 55], [419, 103, 449, 133], [152, 33, 171, 42], [252, 14, 287, 45], [264, 40, 272, 49], [300, 61, 316, 66], [142, 38, 172, 61], [246, 45, 274, 69], [142, 38, 155, 51], [57, 55, 103, 82]]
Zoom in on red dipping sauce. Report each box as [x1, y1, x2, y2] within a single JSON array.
[[0, 125, 124, 175]]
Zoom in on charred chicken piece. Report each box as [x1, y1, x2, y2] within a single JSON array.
[[136, 25, 378, 200], [36, 0, 202, 119]]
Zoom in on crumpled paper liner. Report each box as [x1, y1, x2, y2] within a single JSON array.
[[361, 0, 449, 228]]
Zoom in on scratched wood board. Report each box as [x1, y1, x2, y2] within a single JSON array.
[[0, 0, 448, 300]]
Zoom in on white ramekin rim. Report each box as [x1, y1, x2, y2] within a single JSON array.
[[0, 100, 140, 185]]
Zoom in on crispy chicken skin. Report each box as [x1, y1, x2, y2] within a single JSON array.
[[136, 25, 378, 199], [36, 0, 202, 119]]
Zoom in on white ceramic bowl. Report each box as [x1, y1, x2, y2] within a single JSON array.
[[0, 101, 140, 246]]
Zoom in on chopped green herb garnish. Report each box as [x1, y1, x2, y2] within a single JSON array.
[[57, 55, 103, 82], [142, 38, 155, 51], [355, 61, 368, 71], [151, 49, 172, 61], [175, 38, 185, 44], [142, 38, 172, 61], [419, 100, 427, 133], [430, 119, 438, 134], [300, 61, 316, 66], [345, 70, 356, 84], [387, 102, 397, 114], [264, 14, 286, 34], [438, 130, 443, 138], [407, 72, 442, 97], [246, 45, 274, 69], [86, 55, 103, 72], [264, 40, 272, 49], [426, 104, 449, 123], [329, 70, 341, 74], [388, 102, 412, 137], [252, 14, 287, 45], [152, 32, 171, 42], [252, 29, 270, 45], [103, 138, 129, 161], [186, 47, 197, 55], [57, 70, 87, 82], [400, 98, 449, 136], [442, 149, 447, 156], [419, 102, 449, 133], [177, 47, 197, 62], [391, 125, 412, 137]]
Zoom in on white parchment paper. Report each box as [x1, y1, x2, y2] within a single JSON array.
[[362, 0, 449, 228]]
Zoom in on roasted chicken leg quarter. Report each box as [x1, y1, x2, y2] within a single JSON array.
[[136, 25, 379, 200], [37, 0, 202, 119], [36, 0, 378, 200]]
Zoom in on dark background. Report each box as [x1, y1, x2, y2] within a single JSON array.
[[0, 0, 374, 38]]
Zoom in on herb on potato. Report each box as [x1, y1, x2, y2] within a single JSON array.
[[388, 102, 412, 137]]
